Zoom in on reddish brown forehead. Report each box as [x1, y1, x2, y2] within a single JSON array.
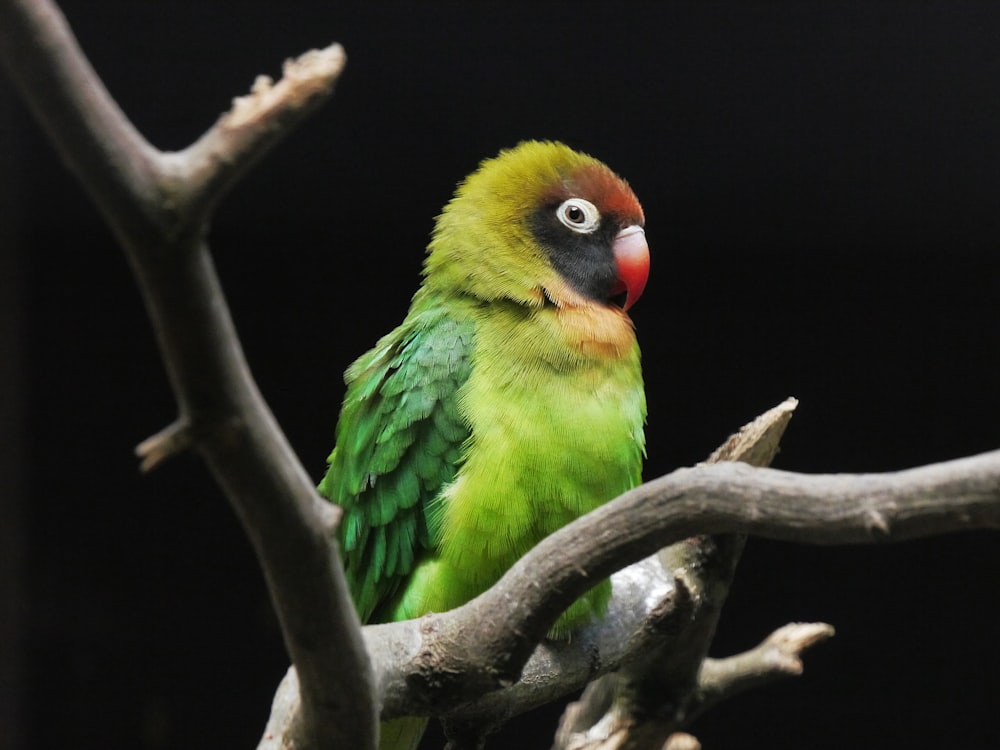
[[543, 162, 645, 226]]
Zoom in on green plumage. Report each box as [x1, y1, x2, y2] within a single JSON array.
[[319, 298, 475, 621], [318, 141, 648, 749]]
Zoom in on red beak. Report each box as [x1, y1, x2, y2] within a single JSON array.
[[610, 225, 649, 311]]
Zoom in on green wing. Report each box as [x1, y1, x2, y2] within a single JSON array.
[[318, 298, 474, 623]]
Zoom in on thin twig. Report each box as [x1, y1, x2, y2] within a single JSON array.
[[170, 44, 346, 223], [135, 419, 193, 472], [696, 622, 836, 710]]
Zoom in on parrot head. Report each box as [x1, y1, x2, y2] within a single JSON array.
[[424, 141, 649, 313]]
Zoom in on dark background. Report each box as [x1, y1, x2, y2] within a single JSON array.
[[3, 2, 1000, 748]]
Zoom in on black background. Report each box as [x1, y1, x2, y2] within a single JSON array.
[[3, 2, 1000, 748]]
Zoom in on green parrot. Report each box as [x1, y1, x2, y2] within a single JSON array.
[[318, 140, 649, 749]]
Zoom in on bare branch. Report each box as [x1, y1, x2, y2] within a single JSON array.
[[663, 734, 700, 750], [171, 44, 346, 222], [260, 402, 1000, 744], [470, 445, 1000, 666], [441, 558, 685, 737], [259, 668, 304, 750], [373, 446, 1000, 719], [707, 396, 798, 465], [553, 399, 797, 750], [0, 3, 367, 747], [696, 622, 836, 709], [263, 557, 686, 747], [135, 419, 193, 472], [549, 622, 836, 750], [554, 622, 837, 750]]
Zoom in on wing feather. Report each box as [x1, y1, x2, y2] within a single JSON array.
[[318, 301, 474, 622]]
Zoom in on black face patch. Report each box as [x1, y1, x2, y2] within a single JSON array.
[[530, 204, 620, 304]]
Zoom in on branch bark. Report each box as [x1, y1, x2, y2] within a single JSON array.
[[551, 398, 797, 750], [696, 622, 836, 713], [0, 3, 369, 748], [445, 444, 1000, 688], [552, 622, 836, 750], [260, 412, 1000, 745], [369, 444, 999, 738]]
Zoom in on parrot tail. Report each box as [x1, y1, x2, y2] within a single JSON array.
[[380, 716, 429, 750]]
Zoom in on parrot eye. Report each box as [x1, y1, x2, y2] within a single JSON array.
[[556, 198, 601, 234]]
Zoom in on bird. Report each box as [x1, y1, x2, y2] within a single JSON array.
[[318, 140, 649, 749]]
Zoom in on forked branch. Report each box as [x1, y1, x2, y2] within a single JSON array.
[[0, 2, 365, 748], [262, 407, 1000, 746]]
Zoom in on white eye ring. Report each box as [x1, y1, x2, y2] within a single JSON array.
[[556, 198, 601, 234]]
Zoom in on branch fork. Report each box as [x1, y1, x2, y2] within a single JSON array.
[[0, 3, 366, 747]]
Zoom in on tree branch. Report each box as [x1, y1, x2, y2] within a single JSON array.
[[170, 44, 347, 224], [379, 445, 999, 718], [0, 3, 366, 748], [695, 622, 836, 714], [459, 445, 1000, 673], [261, 410, 1000, 744], [551, 622, 836, 750], [551, 398, 798, 750]]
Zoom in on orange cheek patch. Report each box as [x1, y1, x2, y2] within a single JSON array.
[[544, 276, 636, 359]]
